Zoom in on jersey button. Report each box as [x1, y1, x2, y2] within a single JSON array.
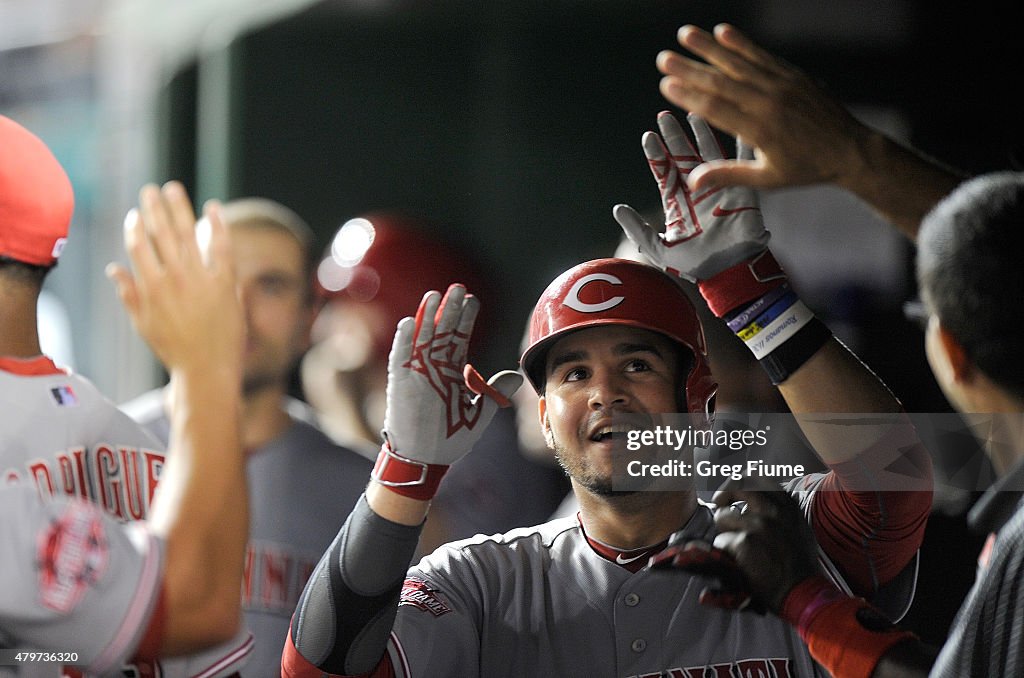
[[624, 593, 640, 607], [631, 639, 647, 653]]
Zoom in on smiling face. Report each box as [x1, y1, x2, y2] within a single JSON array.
[[538, 325, 682, 496]]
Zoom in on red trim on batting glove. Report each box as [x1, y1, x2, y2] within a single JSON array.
[[698, 249, 787, 317], [371, 443, 449, 501]]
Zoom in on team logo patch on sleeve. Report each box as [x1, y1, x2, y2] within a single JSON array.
[[36, 503, 110, 613], [399, 577, 451, 617], [50, 385, 78, 407]]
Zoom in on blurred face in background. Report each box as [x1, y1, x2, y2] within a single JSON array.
[[231, 223, 312, 396]]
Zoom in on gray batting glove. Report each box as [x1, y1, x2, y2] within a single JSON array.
[[614, 112, 770, 281], [382, 284, 522, 467]]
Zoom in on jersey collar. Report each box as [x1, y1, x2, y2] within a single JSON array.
[[577, 514, 670, 573], [0, 355, 65, 376]]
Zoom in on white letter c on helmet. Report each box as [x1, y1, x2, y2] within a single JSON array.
[[563, 273, 625, 313]]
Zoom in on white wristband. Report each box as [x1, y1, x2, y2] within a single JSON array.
[[742, 300, 814, 360]]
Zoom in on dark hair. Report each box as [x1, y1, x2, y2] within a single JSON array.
[[917, 172, 1024, 400], [0, 257, 51, 287]]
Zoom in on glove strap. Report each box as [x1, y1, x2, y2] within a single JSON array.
[[698, 249, 787, 317], [371, 441, 449, 501], [781, 576, 917, 678]]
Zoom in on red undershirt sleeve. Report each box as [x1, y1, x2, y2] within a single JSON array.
[[803, 422, 933, 595]]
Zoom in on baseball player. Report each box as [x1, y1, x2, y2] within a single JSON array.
[[650, 23, 1024, 677], [120, 197, 374, 676], [0, 116, 251, 676], [280, 111, 932, 677], [0, 129, 247, 674]]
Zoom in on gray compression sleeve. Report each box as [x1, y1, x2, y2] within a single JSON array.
[[290, 493, 423, 675]]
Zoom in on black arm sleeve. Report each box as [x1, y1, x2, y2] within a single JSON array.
[[290, 493, 423, 675]]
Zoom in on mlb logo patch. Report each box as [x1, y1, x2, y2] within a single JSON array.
[[51, 385, 78, 407]]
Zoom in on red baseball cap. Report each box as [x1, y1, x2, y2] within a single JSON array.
[[0, 116, 74, 267]]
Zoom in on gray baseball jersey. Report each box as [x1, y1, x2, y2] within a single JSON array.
[[0, 485, 162, 677], [0, 358, 165, 515], [123, 390, 374, 677], [283, 443, 925, 678], [386, 503, 825, 677], [0, 357, 253, 677]]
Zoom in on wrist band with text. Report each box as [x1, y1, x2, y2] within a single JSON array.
[[735, 290, 801, 342], [726, 283, 793, 332], [701, 249, 831, 382]]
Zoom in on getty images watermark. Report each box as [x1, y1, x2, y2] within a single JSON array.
[[623, 424, 804, 481], [607, 412, 1003, 494]]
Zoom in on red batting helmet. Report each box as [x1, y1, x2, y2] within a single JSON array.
[[520, 258, 716, 424], [315, 211, 489, 359]]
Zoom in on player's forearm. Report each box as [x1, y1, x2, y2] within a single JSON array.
[[786, 342, 933, 593], [778, 338, 905, 465], [150, 365, 246, 652], [841, 130, 966, 241], [367, 479, 432, 526], [290, 493, 422, 675]]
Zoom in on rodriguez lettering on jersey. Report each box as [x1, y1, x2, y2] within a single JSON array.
[[5, 444, 165, 521]]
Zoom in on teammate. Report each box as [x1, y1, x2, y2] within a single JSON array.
[[301, 212, 567, 555], [280, 110, 932, 676], [120, 198, 373, 676], [647, 22, 1024, 677], [0, 115, 252, 676], [687, 173, 1024, 678], [0, 116, 247, 673]]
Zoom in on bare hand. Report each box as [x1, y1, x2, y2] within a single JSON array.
[[656, 23, 870, 195], [106, 181, 243, 378]]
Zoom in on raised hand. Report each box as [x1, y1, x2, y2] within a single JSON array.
[[655, 23, 963, 239], [614, 111, 769, 281], [382, 284, 522, 469], [656, 24, 866, 194], [107, 181, 243, 378]]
